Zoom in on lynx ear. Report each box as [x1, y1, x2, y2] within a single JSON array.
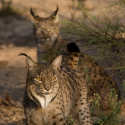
[[19, 53, 36, 72], [30, 7, 39, 19], [30, 7, 59, 23], [51, 55, 62, 71], [49, 6, 59, 23]]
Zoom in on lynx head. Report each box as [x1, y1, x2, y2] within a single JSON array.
[[30, 7, 59, 51], [20, 53, 62, 108]]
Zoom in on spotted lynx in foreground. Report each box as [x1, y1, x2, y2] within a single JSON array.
[[21, 53, 92, 125], [30, 7, 120, 113]]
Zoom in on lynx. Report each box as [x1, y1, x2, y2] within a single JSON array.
[[30, 7, 66, 62], [30, 7, 120, 113], [20, 53, 93, 125], [66, 42, 120, 112]]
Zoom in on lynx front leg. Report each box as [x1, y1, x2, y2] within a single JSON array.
[[43, 109, 66, 125], [25, 108, 45, 125], [75, 85, 93, 125], [76, 98, 93, 125]]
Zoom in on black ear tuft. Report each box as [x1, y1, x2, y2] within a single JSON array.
[[30, 7, 39, 19], [30, 7, 34, 16], [67, 42, 80, 53], [53, 6, 59, 16], [19, 53, 28, 57], [50, 6, 59, 19], [19, 53, 35, 71]]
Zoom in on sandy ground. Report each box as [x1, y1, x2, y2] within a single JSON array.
[[0, 0, 125, 124], [0, 16, 37, 124]]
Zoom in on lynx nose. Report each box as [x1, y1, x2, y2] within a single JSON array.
[[43, 32, 49, 40], [44, 86, 51, 91]]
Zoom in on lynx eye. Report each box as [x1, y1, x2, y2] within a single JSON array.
[[51, 77, 57, 82], [37, 78, 42, 81], [34, 78, 42, 81]]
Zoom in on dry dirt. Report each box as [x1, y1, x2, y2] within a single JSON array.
[[0, 0, 125, 124]]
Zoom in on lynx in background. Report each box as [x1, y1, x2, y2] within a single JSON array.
[[66, 42, 121, 113], [20, 53, 92, 125], [30, 7, 120, 114], [30, 7, 66, 62]]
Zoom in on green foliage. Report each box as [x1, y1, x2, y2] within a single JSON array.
[[66, 89, 124, 125], [92, 82, 125, 125], [97, 103, 121, 125], [83, 66, 91, 84], [90, 93, 101, 115], [61, 1, 125, 49], [42, 48, 61, 62], [0, 0, 19, 16], [67, 115, 75, 125], [95, 89, 122, 125], [61, 0, 125, 76]]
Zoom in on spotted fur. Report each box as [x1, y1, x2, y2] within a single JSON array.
[[66, 42, 121, 112], [21, 53, 93, 125]]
